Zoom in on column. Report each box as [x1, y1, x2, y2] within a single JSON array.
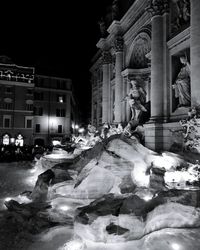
[[191, 0, 200, 105], [114, 36, 123, 123], [126, 77, 130, 122], [102, 51, 111, 123], [91, 83, 94, 125], [121, 77, 126, 122], [144, 0, 169, 151], [97, 80, 100, 127], [163, 11, 170, 121], [147, 0, 169, 121]]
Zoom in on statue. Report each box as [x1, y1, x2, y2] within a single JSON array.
[[124, 79, 147, 121], [111, 0, 120, 20], [100, 123, 110, 139], [98, 18, 107, 38], [172, 0, 190, 32], [172, 55, 191, 108]]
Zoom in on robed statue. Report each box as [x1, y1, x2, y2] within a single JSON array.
[[172, 55, 191, 107]]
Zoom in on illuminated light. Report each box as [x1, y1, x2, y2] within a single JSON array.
[[171, 243, 181, 250], [59, 205, 70, 211], [25, 176, 38, 186], [5, 197, 12, 202], [75, 125, 79, 130], [59, 96, 63, 103], [52, 140, 61, 146], [50, 117, 58, 126], [78, 128, 85, 133], [131, 161, 150, 187], [44, 153, 74, 159], [3, 134, 10, 145], [143, 195, 153, 201], [17, 195, 31, 204], [60, 240, 85, 250], [10, 138, 15, 143], [30, 168, 36, 173], [164, 170, 198, 185]]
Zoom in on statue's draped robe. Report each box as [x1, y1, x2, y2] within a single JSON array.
[[174, 64, 190, 106]]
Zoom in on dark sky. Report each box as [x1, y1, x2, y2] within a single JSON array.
[[0, 1, 113, 123]]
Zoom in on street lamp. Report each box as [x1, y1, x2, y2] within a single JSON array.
[[75, 124, 79, 136], [78, 128, 85, 136]]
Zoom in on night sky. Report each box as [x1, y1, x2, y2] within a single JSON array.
[[0, 1, 113, 123]]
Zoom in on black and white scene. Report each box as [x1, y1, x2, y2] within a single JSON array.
[[1, 0, 200, 249]]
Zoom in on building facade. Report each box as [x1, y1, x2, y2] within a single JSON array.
[[0, 56, 77, 146], [90, 0, 198, 151]]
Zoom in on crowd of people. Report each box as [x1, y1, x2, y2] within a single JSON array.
[[0, 144, 49, 162], [0, 120, 145, 163]]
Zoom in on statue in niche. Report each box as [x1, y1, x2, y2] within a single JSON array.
[[145, 51, 151, 67], [172, 0, 190, 32], [98, 18, 107, 38], [111, 0, 120, 20], [172, 55, 191, 108], [123, 79, 147, 121]]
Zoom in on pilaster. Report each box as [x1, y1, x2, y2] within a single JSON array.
[[113, 36, 124, 123]]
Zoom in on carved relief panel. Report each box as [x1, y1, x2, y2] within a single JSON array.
[[170, 0, 190, 36]]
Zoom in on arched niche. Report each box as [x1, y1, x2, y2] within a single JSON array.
[[26, 99, 33, 105], [126, 32, 151, 69], [4, 98, 13, 103]]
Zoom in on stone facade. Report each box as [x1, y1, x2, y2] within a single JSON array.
[[0, 57, 77, 146], [90, 0, 199, 152]]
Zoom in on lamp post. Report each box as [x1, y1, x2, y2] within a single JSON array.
[[75, 124, 79, 136]]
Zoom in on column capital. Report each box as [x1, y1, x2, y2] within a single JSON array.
[[146, 0, 169, 17], [101, 51, 112, 64], [113, 36, 124, 52]]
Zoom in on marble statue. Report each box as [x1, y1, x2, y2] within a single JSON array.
[[111, 0, 120, 20], [172, 0, 190, 31], [124, 79, 147, 121], [172, 55, 191, 107], [98, 18, 107, 38]]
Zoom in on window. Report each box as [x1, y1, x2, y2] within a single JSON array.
[[56, 108, 66, 117], [35, 124, 40, 133], [38, 107, 43, 116], [33, 107, 43, 116], [34, 92, 43, 100], [39, 78, 44, 87], [3, 97, 13, 109], [27, 89, 33, 95], [4, 103, 13, 109], [56, 80, 61, 89], [26, 104, 33, 111], [5, 86, 12, 93], [58, 125, 62, 133], [61, 81, 66, 90], [4, 119, 10, 128], [3, 115, 11, 128], [26, 119, 32, 128], [57, 94, 66, 103], [25, 116, 33, 128]]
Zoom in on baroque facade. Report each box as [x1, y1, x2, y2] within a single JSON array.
[[90, 0, 199, 151], [0, 56, 77, 146]]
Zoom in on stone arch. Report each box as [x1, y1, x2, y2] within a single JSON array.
[[127, 31, 151, 69]]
